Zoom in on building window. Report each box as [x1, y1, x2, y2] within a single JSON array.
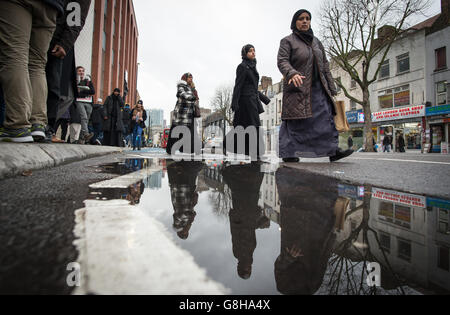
[[436, 81, 448, 105], [435, 47, 447, 71], [278, 100, 282, 113], [397, 53, 410, 74], [397, 238, 411, 262], [394, 85, 410, 107], [438, 209, 450, 234], [350, 79, 357, 89], [379, 59, 390, 79], [379, 233, 391, 254], [438, 246, 449, 271], [378, 85, 410, 108], [335, 77, 342, 93], [350, 100, 357, 111]]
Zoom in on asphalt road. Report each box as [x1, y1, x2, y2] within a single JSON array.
[[0, 154, 124, 294], [1, 150, 449, 294]]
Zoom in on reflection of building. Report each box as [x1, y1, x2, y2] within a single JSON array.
[[258, 173, 280, 224], [367, 187, 450, 292]]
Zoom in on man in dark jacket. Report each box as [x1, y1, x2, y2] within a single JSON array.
[[122, 103, 132, 147], [102, 88, 125, 147], [46, 0, 91, 142], [0, 0, 63, 142], [89, 98, 104, 145], [75, 65, 95, 142]]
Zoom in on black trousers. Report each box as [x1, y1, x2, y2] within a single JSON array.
[[46, 53, 63, 130]]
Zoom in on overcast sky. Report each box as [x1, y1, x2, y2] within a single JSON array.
[[134, 0, 442, 122]]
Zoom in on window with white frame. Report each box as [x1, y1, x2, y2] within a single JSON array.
[[435, 47, 447, 71], [379, 59, 390, 79], [397, 53, 410, 74], [436, 81, 448, 105]]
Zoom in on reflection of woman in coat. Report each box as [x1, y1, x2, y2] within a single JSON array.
[[277, 9, 353, 163], [167, 161, 204, 240], [228, 45, 270, 159], [274, 167, 337, 295], [222, 163, 269, 279], [102, 88, 124, 147], [166, 73, 200, 155]]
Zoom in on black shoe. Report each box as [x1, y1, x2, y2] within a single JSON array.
[[330, 148, 354, 162], [282, 157, 300, 163]]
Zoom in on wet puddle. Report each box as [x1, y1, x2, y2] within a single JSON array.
[[88, 158, 450, 295]]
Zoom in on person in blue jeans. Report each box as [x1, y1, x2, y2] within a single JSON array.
[[131, 100, 146, 151]]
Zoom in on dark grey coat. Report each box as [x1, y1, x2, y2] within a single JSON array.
[[102, 95, 124, 132], [231, 59, 270, 127], [277, 34, 337, 120]]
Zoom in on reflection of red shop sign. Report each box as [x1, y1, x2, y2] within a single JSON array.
[[372, 188, 426, 208], [372, 105, 425, 122]]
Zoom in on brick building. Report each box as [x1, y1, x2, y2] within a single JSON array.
[[75, 0, 139, 105]]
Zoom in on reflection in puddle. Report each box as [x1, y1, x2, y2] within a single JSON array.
[[91, 158, 450, 295]]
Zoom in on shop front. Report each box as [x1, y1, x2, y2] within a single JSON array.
[[343, 109, 366, 150], [372, 105, 426, 152], [426, 104, 450, 154]]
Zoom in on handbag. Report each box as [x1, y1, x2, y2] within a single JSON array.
[[334, 100, 350, 133], [194, 101, 201, 118]]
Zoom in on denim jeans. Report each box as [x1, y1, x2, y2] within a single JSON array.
[[132, 125, 143, 149]]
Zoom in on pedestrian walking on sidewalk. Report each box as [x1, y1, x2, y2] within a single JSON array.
[[225, 44, 271, 160], [75, 66, 95, 143], [90, 98, 104, 145], [0, 0, 63, 142], [122, 103, 132, 147], [131, 100, 147, 151], [398, 134, 406, 153], [277, 9, 353, 163], [383, 135, 391, 153], [45, 0, 91, 144], [347, 135, 353, 150], [102, 88, 124, 147], [166, 73, 201, 155]]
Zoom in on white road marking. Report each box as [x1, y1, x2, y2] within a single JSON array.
[[73, 160, 229, 295], [348, 157, 450, 166]]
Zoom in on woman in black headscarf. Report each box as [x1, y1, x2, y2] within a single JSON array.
[[277, 9, 353, 163], [102, 88, 124, 147], [226, 45, 271, 160]]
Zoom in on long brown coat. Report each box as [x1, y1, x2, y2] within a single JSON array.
[[277, 34, 337, 120]]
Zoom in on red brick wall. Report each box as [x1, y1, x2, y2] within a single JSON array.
[[91, 0, 139, 105]]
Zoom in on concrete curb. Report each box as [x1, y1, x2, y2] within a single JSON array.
[[0, 143, 122, 180]]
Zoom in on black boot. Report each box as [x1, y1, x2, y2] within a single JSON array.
[[282, 157, 300, 163], [330, 148, 354, 162]]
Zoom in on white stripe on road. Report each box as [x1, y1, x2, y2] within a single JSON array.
[[347, 157, 450, 166], [73, 161, 229, 295]]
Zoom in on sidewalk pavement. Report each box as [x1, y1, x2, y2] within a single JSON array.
[[0, 143, 122, 180]]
